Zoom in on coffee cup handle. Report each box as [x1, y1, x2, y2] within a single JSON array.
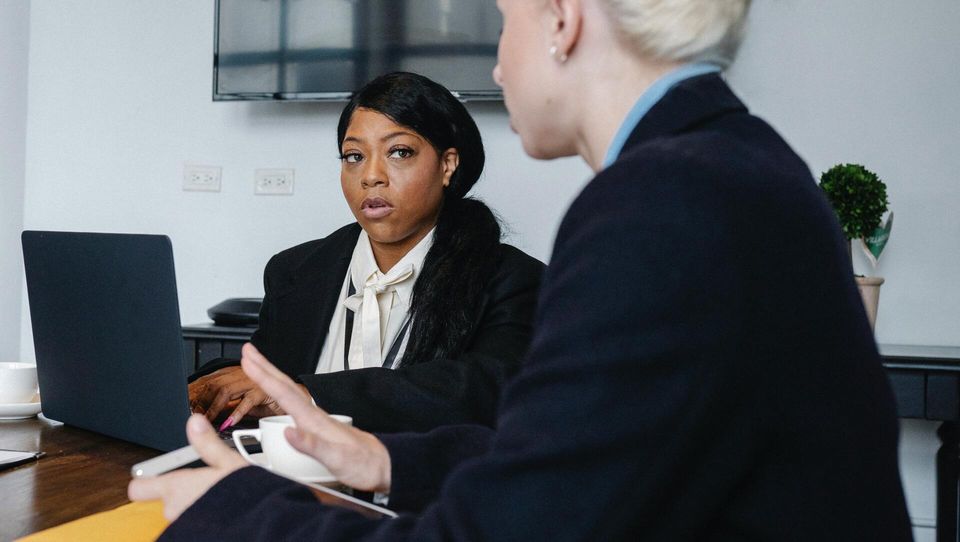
[[232, 429, 262, 465]]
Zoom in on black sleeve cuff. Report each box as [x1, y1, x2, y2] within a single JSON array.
[[377, 425, 494, 513]]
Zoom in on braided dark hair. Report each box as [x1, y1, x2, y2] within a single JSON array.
[[337, 72, 502, 365]]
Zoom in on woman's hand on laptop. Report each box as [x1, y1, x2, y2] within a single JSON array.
[[128, 413, 247, 520], [241, 343, 392, 493], [189, 366, 310, 431]]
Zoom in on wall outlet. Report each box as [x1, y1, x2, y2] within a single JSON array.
[[254, 168, 295, 195], [183, 165, 222, 192]]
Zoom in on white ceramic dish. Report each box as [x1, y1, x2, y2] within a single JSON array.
[[0, 400, 41, 420], [247, 452, 337, 484]]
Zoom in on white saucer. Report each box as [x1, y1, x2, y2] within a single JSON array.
[[0, 400, 42, 420], [247, 452, 337, 483]]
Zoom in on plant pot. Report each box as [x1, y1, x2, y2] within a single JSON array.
[[855, 276, 884, 330]]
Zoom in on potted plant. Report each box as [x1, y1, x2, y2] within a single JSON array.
[[819, 163, 892, 329]]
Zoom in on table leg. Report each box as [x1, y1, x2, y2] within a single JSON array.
[[937, 422, 960, 542]]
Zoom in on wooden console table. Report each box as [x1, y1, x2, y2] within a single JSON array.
[[882, 344, 960, 542], [182, 323, 254, 371]]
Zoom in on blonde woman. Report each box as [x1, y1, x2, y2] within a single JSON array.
[[133, 1, 911, 539]]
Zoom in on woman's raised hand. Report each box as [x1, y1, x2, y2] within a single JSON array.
[[240, 343, 392, 493]]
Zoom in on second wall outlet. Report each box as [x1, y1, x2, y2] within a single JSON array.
[[254, 168, 295, 195]]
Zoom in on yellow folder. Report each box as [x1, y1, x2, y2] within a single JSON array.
[[17, 501, 168, 542]]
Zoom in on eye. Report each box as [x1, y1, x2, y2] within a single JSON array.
[[388, 147, 414, 160], [340, 151, 363, 164]]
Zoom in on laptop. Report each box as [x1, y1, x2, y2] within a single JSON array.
[[22, 230, 194, 452]]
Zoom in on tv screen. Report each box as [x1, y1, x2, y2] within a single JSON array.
[[214, 0, 502, 101]]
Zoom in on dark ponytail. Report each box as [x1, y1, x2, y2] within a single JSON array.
[[404, 197, 501, 363], [337, 72, 502, 365]]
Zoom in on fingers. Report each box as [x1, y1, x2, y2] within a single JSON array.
[[239, 345, 392, 492], [190, 367, 247, 417], [128, 475, 164, 502], [203, 387, 233, 422], [185, 414, 245, 469], [201, 371, 255, 422], [226, 388, 266, 427], [188, 378, 210, 414], [282, 424, 393, 493], [241, 344, 326, 424], [128, 415, 246, 522], [283, 425, 317, 456], [282, 425, 339, 464], [129, 466, 238, 521], [188, 380, 201, 404], [128, 467, 205, 519], [191, 372, 222, 408]]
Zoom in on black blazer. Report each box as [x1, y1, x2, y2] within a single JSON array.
[[166, 74, 911, 541], [194, 223, 544, 433]]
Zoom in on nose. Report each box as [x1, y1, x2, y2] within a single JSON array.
[[360, 156, 388, 189], [492, 64, 503, 87]]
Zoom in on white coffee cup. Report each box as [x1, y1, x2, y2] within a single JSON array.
[[232, 414, 352, 481], [0, 362, 39, 403]]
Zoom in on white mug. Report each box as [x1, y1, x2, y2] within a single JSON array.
[[0, 362, 39, 403], [232, 414, 352, 481]]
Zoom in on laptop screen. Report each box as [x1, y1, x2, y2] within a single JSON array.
[[22, 231, 191, 451]]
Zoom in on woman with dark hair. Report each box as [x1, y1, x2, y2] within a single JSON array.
[[188, 72, 543, 433]]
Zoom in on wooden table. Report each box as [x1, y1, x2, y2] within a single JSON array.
[[0, 416, 382, 540], [0, 416, 154, 540]]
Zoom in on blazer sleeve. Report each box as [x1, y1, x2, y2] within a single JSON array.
[[298, 246, 544, 433], [162, 424, 496, 541]]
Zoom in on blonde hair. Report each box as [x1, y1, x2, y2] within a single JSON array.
[[598, 0, 751, 67]]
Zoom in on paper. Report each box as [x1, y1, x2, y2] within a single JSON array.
[[16, 501, 169, 542], [0, 450, 42, 472]]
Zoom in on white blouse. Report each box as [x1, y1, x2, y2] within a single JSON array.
[[314, 228, 435, 374]]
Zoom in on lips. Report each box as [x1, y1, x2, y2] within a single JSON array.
[[360, 196, 394, 219]]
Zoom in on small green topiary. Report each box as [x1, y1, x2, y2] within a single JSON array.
[[819, 163, 889, 241]]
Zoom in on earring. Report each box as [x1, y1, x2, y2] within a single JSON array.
[[549, 45, 568, 63]]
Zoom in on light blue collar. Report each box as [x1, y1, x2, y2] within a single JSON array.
[[602, 63, 721, 169]]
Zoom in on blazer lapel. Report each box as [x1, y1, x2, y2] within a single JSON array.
[[280, 224, 360, 374]]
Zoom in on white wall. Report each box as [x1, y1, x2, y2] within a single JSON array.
[[0, 0, 30, 361], [13, 1, 958, 538]]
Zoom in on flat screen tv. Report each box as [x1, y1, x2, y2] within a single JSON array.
[[214, 0, 502, 101]]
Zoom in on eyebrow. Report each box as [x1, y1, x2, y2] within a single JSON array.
[[342, 131, 421, 144]]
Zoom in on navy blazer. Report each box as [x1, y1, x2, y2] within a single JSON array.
[[193, 223, 544, 433], [166, 74, 911, 541]]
